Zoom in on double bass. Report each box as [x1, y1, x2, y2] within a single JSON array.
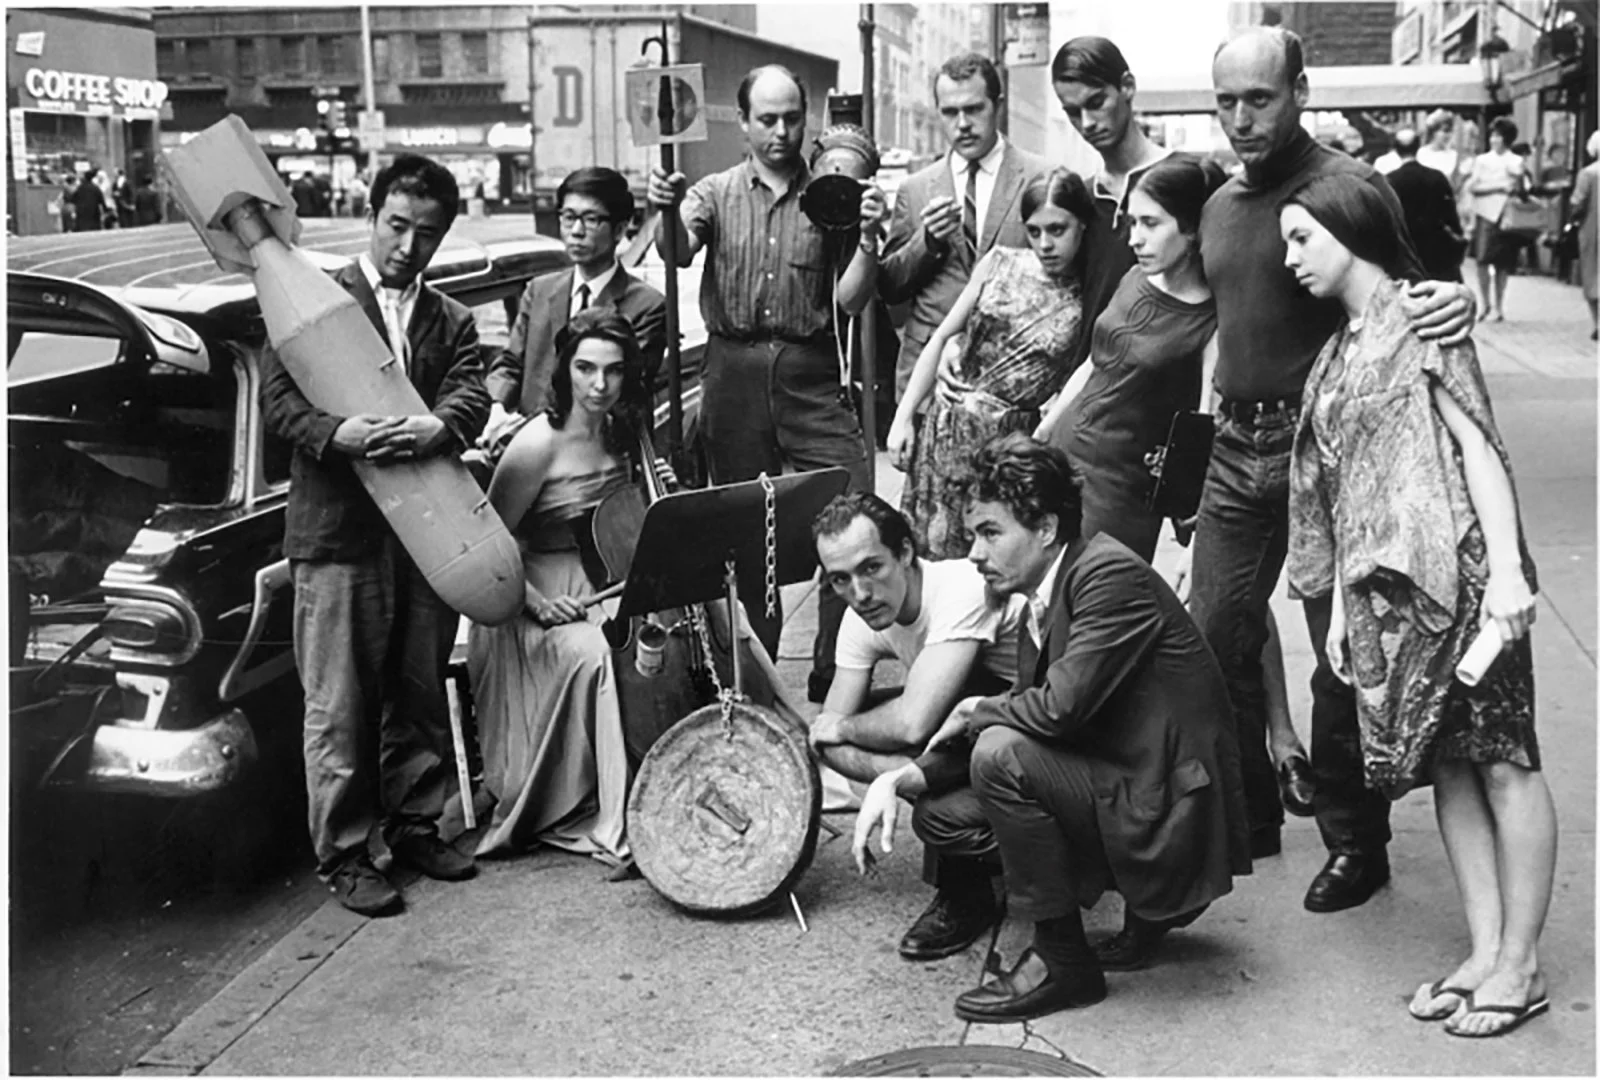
[[586, 420, 710, 772]]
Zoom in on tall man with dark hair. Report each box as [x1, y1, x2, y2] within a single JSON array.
[[809, 491, 1022, 961], [1192, 27, 1475, 912], [482, 165, 667, 448], [262, 153, 488, 917], [879, 52, 1046, 397], [647, 64, 886, 701], [1387, 128, 1468, 282], [852, 433, 1252, 1019]]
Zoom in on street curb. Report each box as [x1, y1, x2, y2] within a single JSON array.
[[125, 898, 369, 1075]]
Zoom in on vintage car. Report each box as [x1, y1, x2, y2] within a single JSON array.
[[9, 217, 704, 799]]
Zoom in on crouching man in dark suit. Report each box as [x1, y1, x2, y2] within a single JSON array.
[[851, 433, 1252, 1021]]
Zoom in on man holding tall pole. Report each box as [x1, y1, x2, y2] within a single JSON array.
[[647, 63, 886, 703]]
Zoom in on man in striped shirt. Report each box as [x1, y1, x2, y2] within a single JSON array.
[[648, 63, 887, 700]]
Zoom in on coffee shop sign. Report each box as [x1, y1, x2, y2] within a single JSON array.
[[23, 67, 169, 114]]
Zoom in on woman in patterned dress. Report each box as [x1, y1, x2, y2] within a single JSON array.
[[466, 309, 649, 865], [1281, 175, 1553, 1038], [886, 167, 1090, 560]]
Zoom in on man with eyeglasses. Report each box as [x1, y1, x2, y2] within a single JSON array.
[[646, 63, 885, 702], [482, 166, 667, 448], [880, 52, 1045, 399]]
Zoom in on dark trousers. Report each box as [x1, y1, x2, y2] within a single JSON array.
[[1187, 406, 1390, 854], [913, 728, 1111, 923], [700, 333, 872, 680], [292, 538, 460, 875]]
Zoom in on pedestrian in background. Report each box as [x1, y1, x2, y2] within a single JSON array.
[[69, 169, 106, 232], [1568, 130, 1599, 339], [348, 172, 368, 219], [113, 169, 136, 228], [1387, 128, 1468, 282], [647, 63, 885, 703], [1465, 117, 1528, 322], [887, 167, 1089, 560], [1281, 173, 1553, 1039]]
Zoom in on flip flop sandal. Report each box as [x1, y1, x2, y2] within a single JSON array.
[[1444, 994, 1551, 1038], [1409, 978, 1474, 1022]]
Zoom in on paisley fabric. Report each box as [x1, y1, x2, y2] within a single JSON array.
[[903, 246, 1085, 559], [1288, 278, 1538, 797]]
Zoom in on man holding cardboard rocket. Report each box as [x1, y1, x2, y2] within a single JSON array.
[[260, 154, 490, 917]]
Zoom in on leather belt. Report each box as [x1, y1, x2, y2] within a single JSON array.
[[1217, 393, 1302, 424]]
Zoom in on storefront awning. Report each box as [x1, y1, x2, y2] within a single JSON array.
[[1135, 64, 1493, 115], [1505, 58, 1582, 98]]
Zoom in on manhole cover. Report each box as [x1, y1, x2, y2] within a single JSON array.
[[831, 1046, 1102, 1077]]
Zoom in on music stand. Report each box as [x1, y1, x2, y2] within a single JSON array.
[[615, 468, 851, 694]]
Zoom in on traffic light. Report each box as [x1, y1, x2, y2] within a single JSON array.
[[315, 93, 356, 155]]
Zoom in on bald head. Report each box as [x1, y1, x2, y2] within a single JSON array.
[[1212, 27, 1309, 174], [1393, 128, 1420, 158], [737, 64, 808, 170]]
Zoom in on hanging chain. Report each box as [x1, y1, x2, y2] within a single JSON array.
[[759, 471, 778, 618], [689, 603, 737, 735]]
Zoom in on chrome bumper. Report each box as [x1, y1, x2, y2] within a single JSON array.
[[83, 709, 259, 796]]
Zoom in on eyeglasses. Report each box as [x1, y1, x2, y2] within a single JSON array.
[[559, 211, 613, 231]]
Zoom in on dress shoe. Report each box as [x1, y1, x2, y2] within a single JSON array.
[[1250, 824, 1282, 859], [328, 855, 402, 917], [1093, 905, 1207, 971], [898, 889, 998, 961], [1304, 851, 1390, 913], [954, 948, 1107, 1022], [1277, 755, 1317, 818], [391, 833, 477, 882]]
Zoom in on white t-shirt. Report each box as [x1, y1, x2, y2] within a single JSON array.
[[834, 558, 1023, 685]]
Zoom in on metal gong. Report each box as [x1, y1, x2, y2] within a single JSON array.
[[627, 700, 821, 917]]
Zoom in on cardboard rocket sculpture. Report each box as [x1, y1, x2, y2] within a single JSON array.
[[162, 115, 523, 625]]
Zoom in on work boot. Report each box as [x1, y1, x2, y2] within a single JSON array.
[[391, 833, 476, 881], [328, 855, 402, 917]]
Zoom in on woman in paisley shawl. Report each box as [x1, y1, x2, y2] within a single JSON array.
[[1281, 175, 1553, 1039], [465, 308, 648, 866], [886, 167, 1090, 560]]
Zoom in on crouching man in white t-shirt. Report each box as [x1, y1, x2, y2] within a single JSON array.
[[809, 492, 1024, 960]]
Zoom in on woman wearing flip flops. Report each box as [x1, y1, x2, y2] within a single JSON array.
[[1279, 174, 1556, 1039]]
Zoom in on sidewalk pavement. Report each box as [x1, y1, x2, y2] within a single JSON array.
[[128, 290, 1595, 1076]]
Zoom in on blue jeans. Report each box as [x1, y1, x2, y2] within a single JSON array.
[[1188, 407, 1391, 855], [292, 539, 460, 875]]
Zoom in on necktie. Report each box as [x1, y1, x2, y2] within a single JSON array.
[[380, 289, 409, 373], [962, 159, 980, 252], [573, 282, 591, 318]]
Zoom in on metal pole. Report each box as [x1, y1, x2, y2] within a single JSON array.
[[993, 4, 1010, 137], [360, 5, 377, 122], [651, 20, 686, 463], [858, 3, 878, 488], [527, 16, 539, 227]]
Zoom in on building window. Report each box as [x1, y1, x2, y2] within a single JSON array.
[[281, 36, 306, 74], [416, 33, 442, 78], [462, 32, 489, 75], [372, 35, 390, 80], [318, 35, 342, 75], [237, 38, 257, 78], [188, 39, 212, 76], [156, 39, 177, 76]]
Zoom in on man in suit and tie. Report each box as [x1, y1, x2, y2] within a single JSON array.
[[1386, 128, 1468, 282], [851, 434, 1252, 1019], [262, 153, 488, 917], [879, 53, 1047, 399], [481, 166, 667, 448]]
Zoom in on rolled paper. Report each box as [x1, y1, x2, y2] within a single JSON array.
[[1455, 623, 1505, 687], [162, 114, 523, 626]]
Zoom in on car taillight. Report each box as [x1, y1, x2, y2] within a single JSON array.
[[103, 600, 195, 657]]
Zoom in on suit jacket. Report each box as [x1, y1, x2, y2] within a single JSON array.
[[484, 265, 668, 416], [260, 261, 489, 561], [879, 143, 1049, 395], [1388, 159, 1467, 282], [920, 535, 1252, 919]]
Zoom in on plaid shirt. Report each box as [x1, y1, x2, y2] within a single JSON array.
[[682, 159, 838, 341]]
